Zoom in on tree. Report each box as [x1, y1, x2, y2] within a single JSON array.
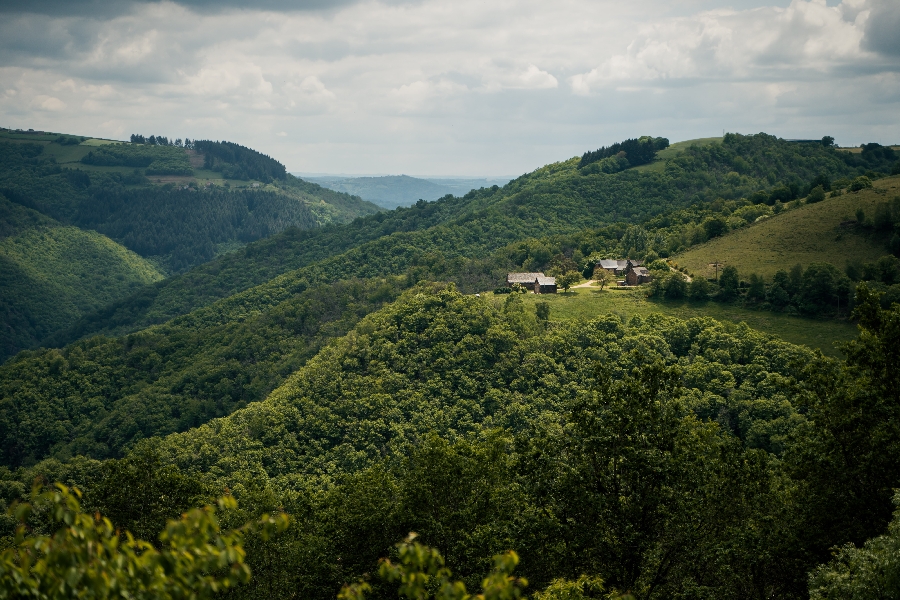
[[557, 271, 580, 293], [688, 277, 711, 301], [663, 272, 687, 299], [536, 301, 551, 321], [717, 265, 739, 300], [702, 217, 727, 239], [0, 484, 290, 599], [850, 176, 873, 192], [747, 273, 766, 301], [821, 136, 835, 147], [807, 185, 826, 203], [809, 492, 900, 600], [339, 534, 527, 600], [592, 267, 614, 290]]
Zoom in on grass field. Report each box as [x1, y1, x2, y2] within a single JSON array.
[[492, 286, 858, 357], [672, 176, 900, 280], [633, 136, 723, 173]]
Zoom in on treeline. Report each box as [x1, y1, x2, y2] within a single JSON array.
[[194, 139, 286, 182], [578, 135, 669, 171], [129, 133, 195, 148], [2, 285, 899, 598]]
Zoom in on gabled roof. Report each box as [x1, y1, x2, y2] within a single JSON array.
[[536, 275, 556, 286], [598, 259, 619, 270], [631, 267, 650, 276], [507, 272, 543, 283]]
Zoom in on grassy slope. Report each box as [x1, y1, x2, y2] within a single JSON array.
[[0, 197, 164, 356], [673, 176, 900, 280], [508, 286, 856, 357]]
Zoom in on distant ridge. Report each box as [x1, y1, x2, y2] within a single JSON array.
[[296, 173, 512, 209]]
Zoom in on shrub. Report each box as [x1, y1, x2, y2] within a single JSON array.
[[807, 185, 826, 203], [849, 176, 873, 192]]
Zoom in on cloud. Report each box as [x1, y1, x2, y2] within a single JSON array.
[[570, 0, 881, 95], [0, 0, 897, 176], [863, 0, 900, 56]]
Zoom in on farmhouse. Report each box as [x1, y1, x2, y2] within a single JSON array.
[[597, 258, 643, 275], [625, 264, 652, 285], [506, 272, 557, 294]]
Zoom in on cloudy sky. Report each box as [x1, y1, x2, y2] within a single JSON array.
[[1, 0, 898, 176]]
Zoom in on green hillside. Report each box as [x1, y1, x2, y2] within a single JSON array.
[[48, 132, 897, 346], [0, 131, 381, 274], [0, 196, 164, 358], [4, 284, 899, 600], [674, 175, 900, 279]]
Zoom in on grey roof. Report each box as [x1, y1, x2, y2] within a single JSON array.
[[631, 267, 650, 276], [598, 259, 619, 270], [536, 275, 556, 286], [507, 272, 543, 283]]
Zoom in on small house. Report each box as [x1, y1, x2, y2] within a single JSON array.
[[625, 265, 652, 286], [506, 272, 557, 294], [597, 258, 643, 276]]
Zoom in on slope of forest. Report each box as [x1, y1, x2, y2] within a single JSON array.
[[0, 131, 382, 359], [3, 284, 900, 600], [49, 133, 898, 347], [0, 195, 164, 358]]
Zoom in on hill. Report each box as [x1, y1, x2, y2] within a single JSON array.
[[0, 130, 381, 274], [48, 132, 897, 348], [5, 284, 900, 600], [302, 174, 512, 209], [673, 175, 900, 280], [0, 195, 164, 358]]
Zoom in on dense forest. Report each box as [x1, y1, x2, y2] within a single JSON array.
[[2, 284, 899, 599], [0, 134, 380, 360], [2, 131, 900, 598]]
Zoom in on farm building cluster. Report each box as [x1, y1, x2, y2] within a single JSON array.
[[596, 259, 652, 285], [506, 273, 558, 294], [505, 259, 652, 295]]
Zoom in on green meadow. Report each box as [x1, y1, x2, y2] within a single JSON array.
[[502, 285, 858, 357]]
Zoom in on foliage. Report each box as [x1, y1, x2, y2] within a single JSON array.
[[0, 484, 289, 599], [340, 534, 526, 600], [809, 492, 900, 600], [82, 144, 193, 176]]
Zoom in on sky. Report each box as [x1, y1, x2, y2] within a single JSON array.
[[0, 0, 898, 176]]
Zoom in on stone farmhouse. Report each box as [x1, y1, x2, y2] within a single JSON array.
[[506, 273, 557, 294], [626, 265, 652, 285], [596, 258, 644, 276]]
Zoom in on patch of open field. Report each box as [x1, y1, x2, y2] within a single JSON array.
[[672, 176, 900, 280], [490, 286, 858, 357]]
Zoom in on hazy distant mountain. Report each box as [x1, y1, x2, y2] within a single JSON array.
[[297, 174, 512, 209]]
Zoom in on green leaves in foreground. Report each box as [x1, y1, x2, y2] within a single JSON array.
[[340, 533, 528, 600], [0, 484, 289, 599]]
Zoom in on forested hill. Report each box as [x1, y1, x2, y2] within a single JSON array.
[[0, 194, 164, 359], [51, 132, 899, 345], [4, 284, 900, 599], [0, 131, 380, 273], [0, 130, 382, 360]]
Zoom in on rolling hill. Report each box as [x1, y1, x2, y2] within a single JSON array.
[[0, 195, 164, 358], [673, 175, 900, 280], [45, 132, 896, 349]]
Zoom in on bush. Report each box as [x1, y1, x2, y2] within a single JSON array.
[[688, 277, 711, 301], [807, 185, 826, 203], [494, 287, 512, 295], [849, 176, 873, 192]]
